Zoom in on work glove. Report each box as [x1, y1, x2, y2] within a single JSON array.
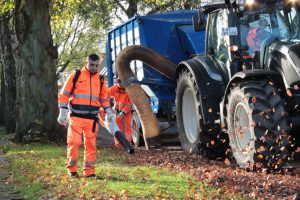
[[105, 107, 115, 123], [57, 108, 69, 126], [117, 111, 125, 119]]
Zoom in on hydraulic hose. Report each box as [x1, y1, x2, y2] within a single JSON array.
[[115, 45, 177, 150]]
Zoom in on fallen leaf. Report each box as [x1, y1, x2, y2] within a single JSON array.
[[257, 146, 265, 152], [252, 96, 257, 103], [224, 158, 230, 165], [287, 89, 292, 97], [257, 154, 264, 159]]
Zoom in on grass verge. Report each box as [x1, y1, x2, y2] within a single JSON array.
[[1, 127, 248, 199], [6, 144, 249, 199]]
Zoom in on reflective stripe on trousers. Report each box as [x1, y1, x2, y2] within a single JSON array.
[[67, 116, 98, 176]]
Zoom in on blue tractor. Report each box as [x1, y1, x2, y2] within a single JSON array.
[[106, 0, 300, 170]]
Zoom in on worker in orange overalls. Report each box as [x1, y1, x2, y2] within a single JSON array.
[[247, 18, 271, 52], [108, 79, 133, 147], [57, 53, 114, 178]]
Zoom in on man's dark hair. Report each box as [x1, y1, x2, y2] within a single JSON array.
[[88, 53, 100, 61]]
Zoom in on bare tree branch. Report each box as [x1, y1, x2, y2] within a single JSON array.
[[68, 17, 84, 53], [113, 0, 127, 14], [55, 16, 75, 47], [57, 16, 80, 63], [113, 8, 125, 22], [56, 60, 70, 75]]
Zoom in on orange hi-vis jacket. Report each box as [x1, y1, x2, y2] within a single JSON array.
[[59, 65, 110, 176], [58, 66, 110, 117], [108, 85, 132, 115], [108, 85, 133, 144], [247, 28, 260, 50]]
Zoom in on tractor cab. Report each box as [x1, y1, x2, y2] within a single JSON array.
[[184, 0, 300, 170], [238, 0, 300, 67], [198, 0, 300, 79]]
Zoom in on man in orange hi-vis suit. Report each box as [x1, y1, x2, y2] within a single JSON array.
[[57, 54, 114, 178], [108, 79, 133, 147], [247, 18, 271, 52]]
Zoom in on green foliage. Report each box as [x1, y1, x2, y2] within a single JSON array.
[[50, 0, 202, 72], [111, 0, 202, 19], [5, 144, 246, 199], [0, 0, 14, 15], [50, 0, 113, 72]]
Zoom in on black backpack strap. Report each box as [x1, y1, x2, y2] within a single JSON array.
[[99, 74, 109, 102], [99, 74, 104, 92], [99, 74, 104, 83], [70, 69, 81, 95]]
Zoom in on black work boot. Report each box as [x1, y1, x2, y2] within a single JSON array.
[[69, 172, 79, 178], [128, 148, 134, 154], [86, 174, 97, 179]]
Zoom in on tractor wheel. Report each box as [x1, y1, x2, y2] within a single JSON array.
[[176, 69, 228, 157], [226, 79, 291, 170], [131, 111, 144, 147]]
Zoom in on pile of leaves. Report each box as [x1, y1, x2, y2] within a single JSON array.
[[125, 148, 300, 199]]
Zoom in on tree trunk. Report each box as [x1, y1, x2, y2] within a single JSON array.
[[13, 0, 61, 141], [0, 13, 16, 133], [183, 0, 192, 9], [126, 0, 138, 18], [0, 63, 5, 125], [183, 0, 200, 9]]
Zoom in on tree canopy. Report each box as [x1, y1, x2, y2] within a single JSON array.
[[0, 0, 201, 140], [51, 0, 201, 73], [51, 0, 113, 73]]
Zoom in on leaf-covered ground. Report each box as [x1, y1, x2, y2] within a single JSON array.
[[1, 123, 299, 200], [125, 147, 300, 200], [5, 143, 249, 200]]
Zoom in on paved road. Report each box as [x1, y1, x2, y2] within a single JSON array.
[[0, 140, 24, 200]]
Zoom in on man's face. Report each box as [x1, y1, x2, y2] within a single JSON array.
[[86, 59, 100, 74]]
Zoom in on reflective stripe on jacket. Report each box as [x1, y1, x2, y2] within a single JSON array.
[[58, 66, 110, 114]]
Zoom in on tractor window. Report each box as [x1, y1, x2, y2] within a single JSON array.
[[290, 7, 300, 38], [207, 10, 229, 65], [239, 1, 300, 56]]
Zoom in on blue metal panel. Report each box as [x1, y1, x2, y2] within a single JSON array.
[[177, 25, 205, 55], [106, 35, 113, 86]]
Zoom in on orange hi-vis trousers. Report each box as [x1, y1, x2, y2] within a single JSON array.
[[67, 116, 98, 176], [114, 112, 132, 145]]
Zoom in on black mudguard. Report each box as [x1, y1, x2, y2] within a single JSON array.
[[176, 55, 226, 126]]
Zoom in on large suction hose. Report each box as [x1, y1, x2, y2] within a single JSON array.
[[115, 45, 177, 149]]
